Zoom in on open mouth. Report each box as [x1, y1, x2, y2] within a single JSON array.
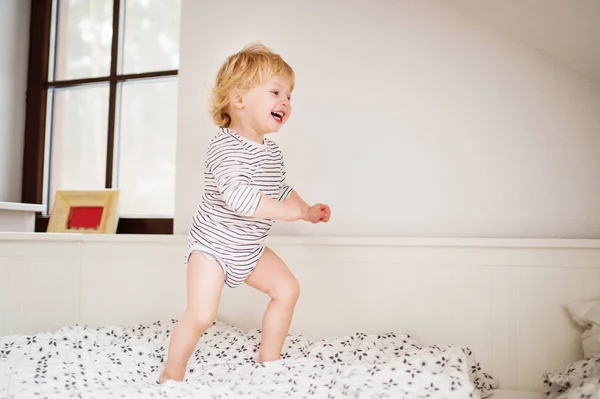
[[271, 111, 285, 123]]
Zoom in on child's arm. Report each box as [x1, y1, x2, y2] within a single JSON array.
[[254, 190, 330, 223], [210, 151, 329, 223], [252, 193, 308, 221], [210, 155, 307, 221]]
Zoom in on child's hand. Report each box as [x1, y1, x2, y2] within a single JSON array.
[[306, 203, 331, 224]]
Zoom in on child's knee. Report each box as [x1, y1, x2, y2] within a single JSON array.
[[290, 279, 301, 302], [183, 311, 214, 333], [273, 278, 300, 304]]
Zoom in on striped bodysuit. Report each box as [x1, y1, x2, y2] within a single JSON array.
[[186, 128, 294, 288]]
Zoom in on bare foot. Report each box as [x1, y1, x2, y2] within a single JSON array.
[[257, 356, 281, 363], [158, 369, 184, 384]]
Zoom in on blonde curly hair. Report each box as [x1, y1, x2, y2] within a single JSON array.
[[209, 43, 295, 128]]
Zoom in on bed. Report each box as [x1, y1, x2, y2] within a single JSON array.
[[2, 233, 599, 398], [1, 319, 500, 398], [541, 357, 600, 399], [539, 298, 600, 399]]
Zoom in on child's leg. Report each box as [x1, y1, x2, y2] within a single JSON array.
[[244, 247, 300, 363], [159, 253, 224, 383]]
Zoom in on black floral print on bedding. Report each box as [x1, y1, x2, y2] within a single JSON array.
[[0, 320, 498, 398]]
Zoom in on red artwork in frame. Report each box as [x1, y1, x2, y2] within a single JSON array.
[[67, 206, 104, 229], [47, 190, 119, 234]]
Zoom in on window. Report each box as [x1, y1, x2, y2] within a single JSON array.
[[23, 0, 181, 234]]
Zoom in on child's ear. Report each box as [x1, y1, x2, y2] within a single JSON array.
[[231, 89, 245, 109]]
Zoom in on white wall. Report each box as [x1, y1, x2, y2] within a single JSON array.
[[451, 0, 600, 84], [0, 0, 30, 202], [175, 0, 600, 239]]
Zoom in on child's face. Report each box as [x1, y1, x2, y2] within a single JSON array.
[[235, 76, 293, 135]]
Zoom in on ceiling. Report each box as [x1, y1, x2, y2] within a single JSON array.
[[448, 0, 600, 84]]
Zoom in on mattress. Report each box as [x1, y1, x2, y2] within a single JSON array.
[[1, 319, 502, 398]]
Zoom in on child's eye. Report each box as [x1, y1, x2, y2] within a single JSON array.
[[271, 91, 279, 96]]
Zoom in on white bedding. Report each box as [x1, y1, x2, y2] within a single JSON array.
[[543, 357, 600, 399], [541, 298, 600, 398], [1, 319, 498, 398]]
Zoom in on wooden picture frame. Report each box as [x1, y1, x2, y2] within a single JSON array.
[[47, 189, 120, 234]]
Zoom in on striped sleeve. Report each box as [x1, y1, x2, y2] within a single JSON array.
[[209, 155, 262, 217], [279, 166, 294, 201], [279, 184, 294, 201], [276, 146, 294, 201]]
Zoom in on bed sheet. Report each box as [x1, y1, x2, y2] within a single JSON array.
[[1, 319, 498, 398], [542, 357, 600, 399]]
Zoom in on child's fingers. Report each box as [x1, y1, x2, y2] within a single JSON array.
[[308, 206, 322, 224], [320, 204, 331, 222]]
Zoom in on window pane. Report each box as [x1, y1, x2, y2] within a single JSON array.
[[48, 85, 109, 211], [51, 0, 114, 81], [121, 0, 181, 74], [115, 79, 177, 216]]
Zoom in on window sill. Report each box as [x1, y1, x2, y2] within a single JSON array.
[[35, 215, 173, 234], [0, 202, 45, 212]]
